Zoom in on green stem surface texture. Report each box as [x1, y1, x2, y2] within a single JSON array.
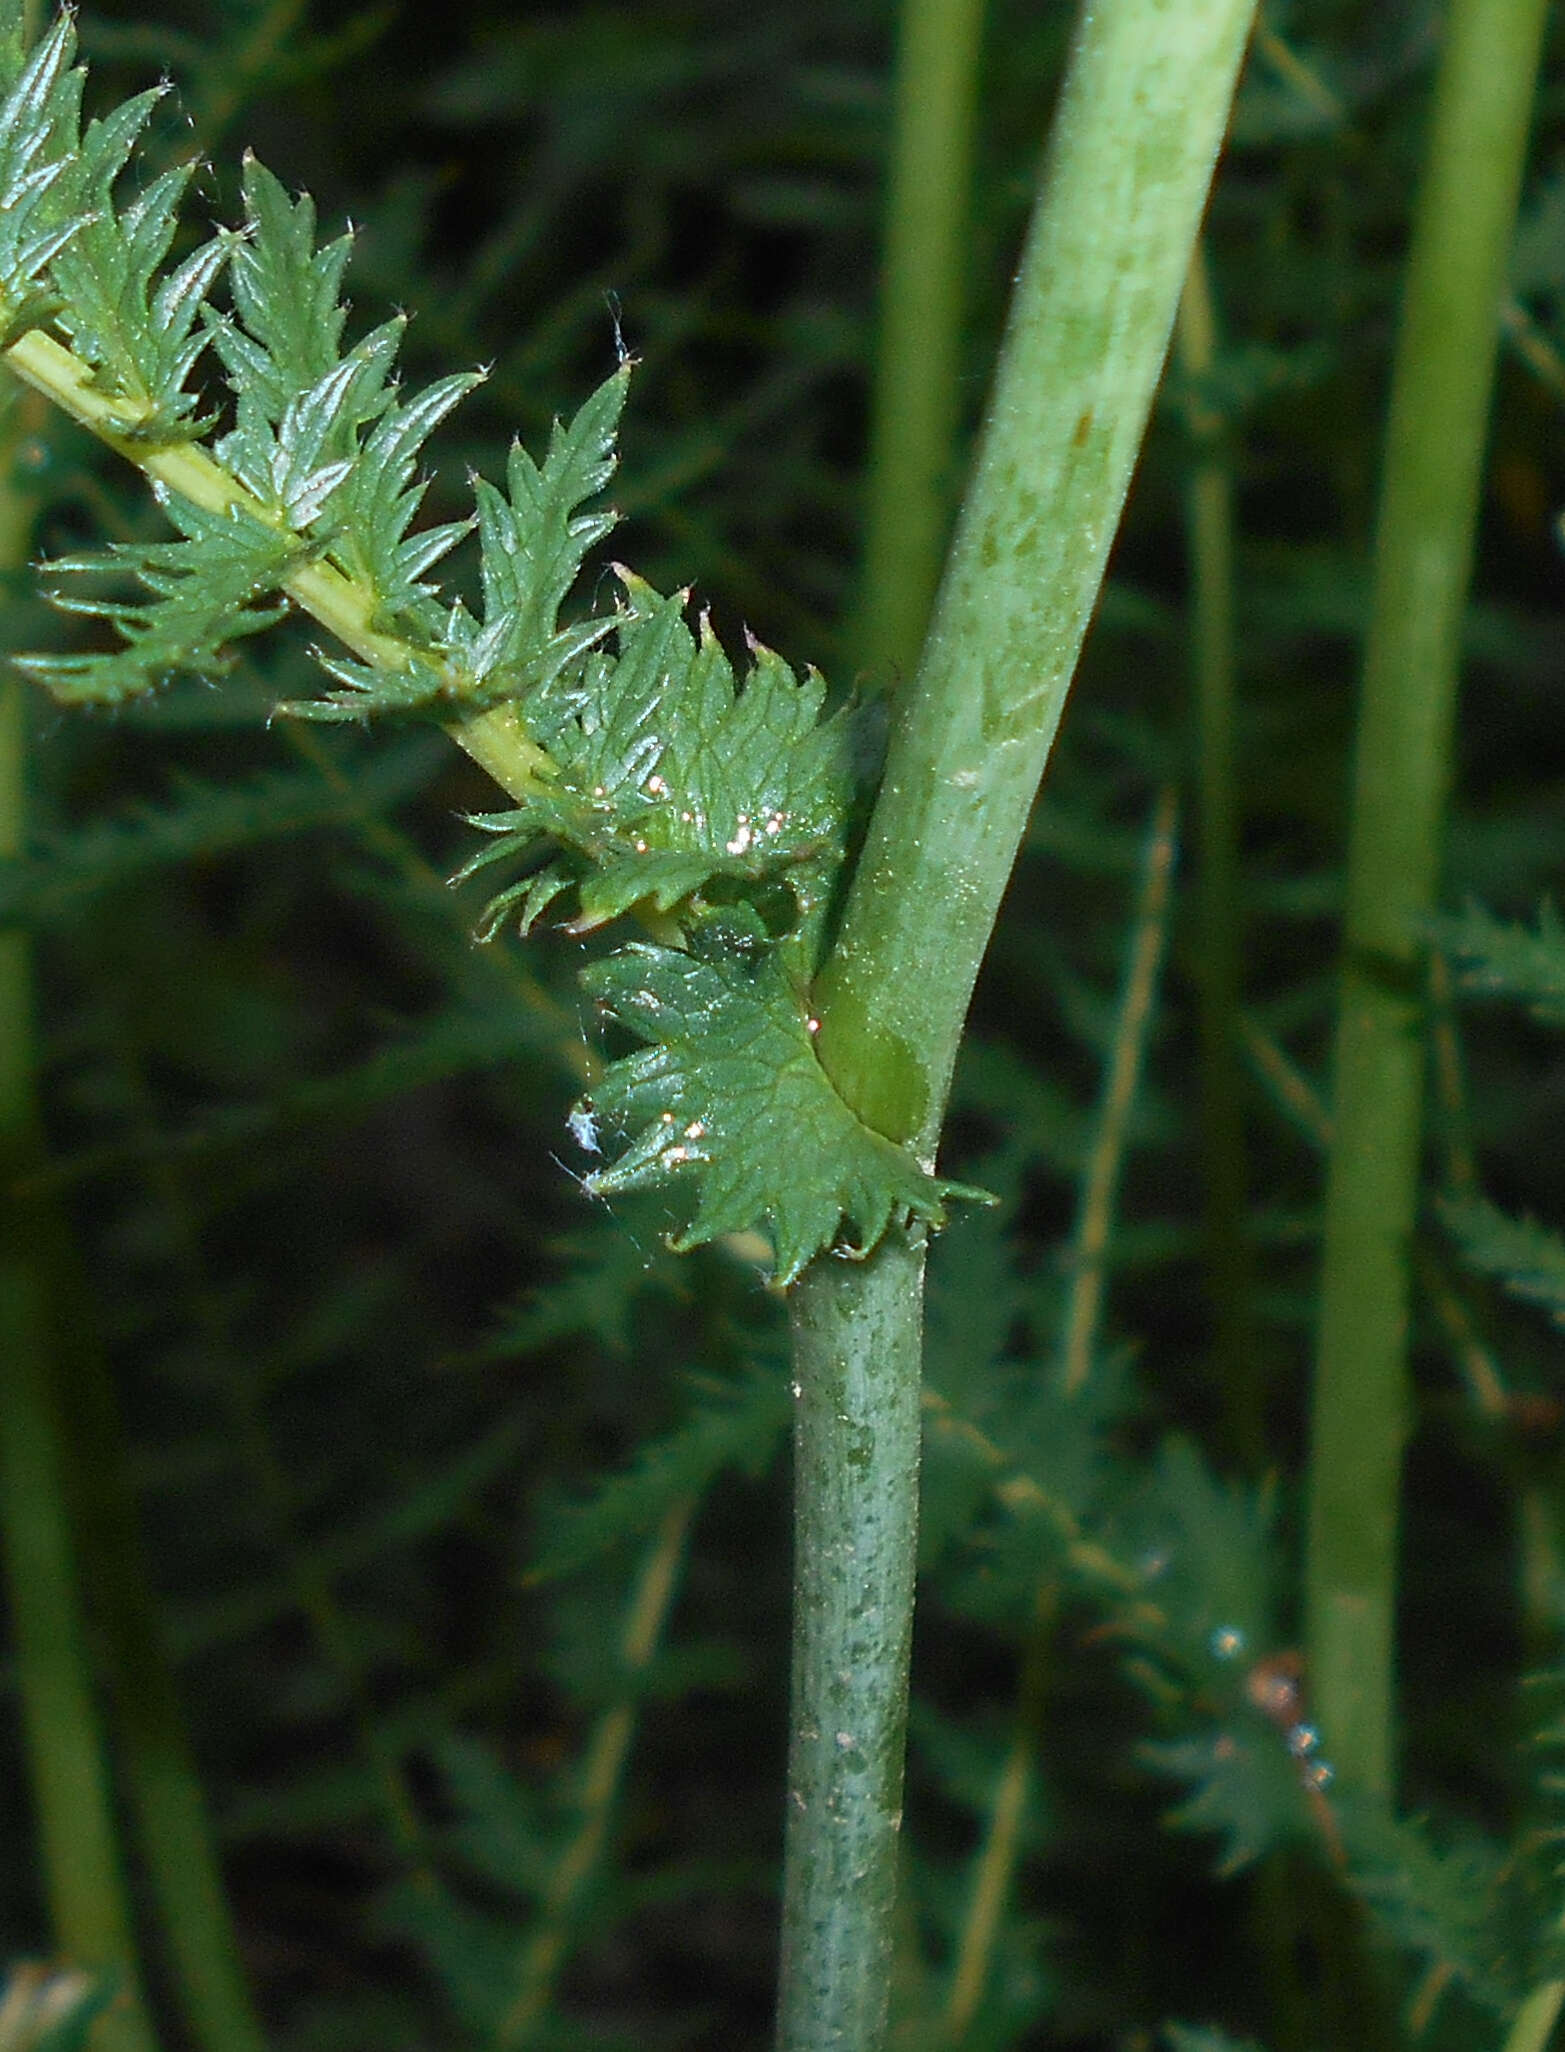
[[779, 4, 1258, 2047], [814, 0, 1257, 1160], [780, 1236, 925, 2052], [854, 0, 987, 683], [1303, 0, 1549, 1802]]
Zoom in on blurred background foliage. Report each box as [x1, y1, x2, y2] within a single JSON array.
[[5, 0, 1565, 2047]]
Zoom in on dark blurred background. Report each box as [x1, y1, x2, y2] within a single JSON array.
[[6, 3, 1565, 2047]]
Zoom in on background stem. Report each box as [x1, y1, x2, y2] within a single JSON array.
[[1303, 0, 1550, 1802], [1176, 244, 1259, 1466], [779, 4, 1259, 2046], [942, 786, 1179, 2040], [499, 1498, 694, 2049], [853, 0, 987, 686], [0, 414, 155, 2052], [0, 321, 262, 2052]]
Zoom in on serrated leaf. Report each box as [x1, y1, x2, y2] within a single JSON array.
[[415, 364, 629, 722], [211, 155, 484, 657], [275, 642, 454, 722], [325, 365, 484, 622], [458, 570, 858, 951], [0, 13, 86, 343], [579, 942, 991, 1284], [1438, 898, 1565, 1024], [51, 110, 227, 433], [1441, 1192, 1565, 1328], [18, 486, 301, 704], [220, 154, 352, 404], [1141, 1723, 1315, 1876], [462, 363, 628, 677]]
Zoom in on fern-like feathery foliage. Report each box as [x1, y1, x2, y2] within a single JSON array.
[[1442, 1192, 1565, 1330], [1438, 898, 1565, 1025], [0, 0, 984, 1278], [1438, 902, 1565, 1326]]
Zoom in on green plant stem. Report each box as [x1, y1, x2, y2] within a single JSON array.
[[813, 0, 1257, 1159], [941, 786, 1177, 2038], [1060, 783, 1179, 1397], [780, 1234, 925, 2052], [0, 355, 263, 2047], [0, 431, 155, 2052], [499, 1497, 694, 2048], [63, 1340, 269, 2052], [1175, 244, 1258, 1464], [854, 0, 987, 684], [779, 6, 1258, 2047], [0, 1276, 153, 2052], [1303, 0, 1549, 1803], [1504, 1981, 1565, 2052]]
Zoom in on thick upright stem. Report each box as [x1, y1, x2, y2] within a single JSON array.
[[1304, 0, 1549, 1802], [854, 0, 988, 684], [779, 1238, 925, 2052], [814, 0, 1258, 1161], [779, 6, 1258, 2047]]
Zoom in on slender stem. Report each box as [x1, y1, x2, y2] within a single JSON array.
[[498, 1497, 694, 2049], [62, 1338, 269, 2052], [942, 787, 1178, 2037], [1060, 784, 1179, 1397], [0, 1269, 156, 2052], [0, 348, 263, 2047], [1303, 0, 1550, 1802], [854, 0, 987, 684], [779, 7, 1258, 2046], [941, 1591, 1053, 2044], [1175, 245, 1258, 1463], [1504, 1981, 1565, 2052]]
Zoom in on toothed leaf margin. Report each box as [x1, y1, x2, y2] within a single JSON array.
[[579, 943, 992, 1284]]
